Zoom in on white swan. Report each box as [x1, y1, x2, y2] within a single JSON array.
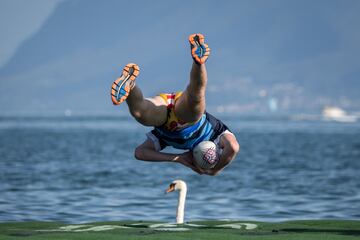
[[166, 180, 187, 224]]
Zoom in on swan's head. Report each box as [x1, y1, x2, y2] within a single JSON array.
[[166, 180, 187, 193]]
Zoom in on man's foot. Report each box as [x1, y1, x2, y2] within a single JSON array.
[[189, 33, 210, 64], [111, 63, 140, 105]]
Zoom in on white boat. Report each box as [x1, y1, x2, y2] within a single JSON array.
[[322, 107, 357, 123]]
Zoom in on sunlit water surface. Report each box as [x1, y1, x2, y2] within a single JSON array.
[[0, 115, 359, 223]]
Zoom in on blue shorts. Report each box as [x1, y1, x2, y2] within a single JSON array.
[[147, 111, 233, 151]]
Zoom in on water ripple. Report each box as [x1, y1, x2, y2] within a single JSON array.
[[0, 117, 360, 223]]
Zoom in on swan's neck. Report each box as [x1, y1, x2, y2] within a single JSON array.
[[176, 187, 187, 224]]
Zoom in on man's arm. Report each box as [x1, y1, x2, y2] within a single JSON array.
[[134, 139, 203, 174], [134, 138, 179, 162], [206, 133, 239, 176]]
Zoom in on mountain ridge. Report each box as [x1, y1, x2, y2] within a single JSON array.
[[1, 0, 359, 113]]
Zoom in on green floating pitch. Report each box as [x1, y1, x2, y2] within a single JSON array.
[[0, 220, 359, 240]]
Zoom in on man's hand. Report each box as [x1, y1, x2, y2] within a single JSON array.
[[176, 151, 204, 175], [202, 168, 221, 176], [176, 151, 224, 176]]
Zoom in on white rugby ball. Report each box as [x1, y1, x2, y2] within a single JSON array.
[[192, 141, 219, 170]]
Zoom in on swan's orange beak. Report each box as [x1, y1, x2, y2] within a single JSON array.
[[166, 183, 176, 193]]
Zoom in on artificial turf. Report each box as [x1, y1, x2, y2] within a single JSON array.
[[0, 220, 359, 240]]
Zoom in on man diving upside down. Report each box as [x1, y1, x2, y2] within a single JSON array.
[[110, 34, 239, 175]]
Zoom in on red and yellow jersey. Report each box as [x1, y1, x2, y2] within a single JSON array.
[[158, 92, 193, 131]]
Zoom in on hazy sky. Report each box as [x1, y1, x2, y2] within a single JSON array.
[[0, 0, 359, 114], [0, 0, 63, 67]]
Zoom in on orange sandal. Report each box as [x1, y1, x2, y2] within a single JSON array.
[[110, 63, 139, 105], [189, 33, 210, 64]]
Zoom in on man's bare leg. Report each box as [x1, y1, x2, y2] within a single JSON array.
[[126, 85, 167, 127], [111, 63, 167, 127], [174, 33, 210, 123], [174, 62, 207, 123]]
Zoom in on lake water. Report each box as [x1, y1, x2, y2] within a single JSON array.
[[0, 115, 359, 223]]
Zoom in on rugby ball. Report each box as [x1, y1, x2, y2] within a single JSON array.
[[192, 141, 219, 169]]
